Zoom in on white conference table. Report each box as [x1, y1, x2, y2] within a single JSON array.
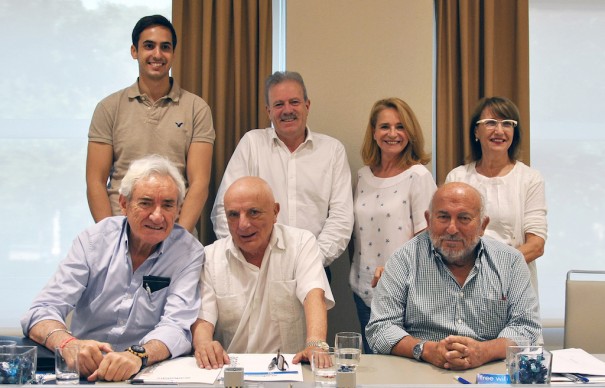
[[56, 354, 605, 387]]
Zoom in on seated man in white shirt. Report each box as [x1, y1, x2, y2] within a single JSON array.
[[192, 176, 335, 369]]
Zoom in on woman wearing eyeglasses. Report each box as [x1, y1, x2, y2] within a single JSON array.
[[445, 96, 547, 294]]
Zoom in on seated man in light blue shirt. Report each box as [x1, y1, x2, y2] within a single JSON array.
[[21, 155, 204, 382], [366, 182, 542, 370]]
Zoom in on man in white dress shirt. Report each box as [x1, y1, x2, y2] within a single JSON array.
[[210, 71, 353, 277], [193, 177, 334, 369]]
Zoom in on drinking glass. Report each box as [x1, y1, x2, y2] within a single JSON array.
[[55, 345, 80, 384], [334, 332, 362, 371], [312, 347, 337, 386]]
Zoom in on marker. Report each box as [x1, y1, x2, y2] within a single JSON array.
[[454, 375, 472, 384]]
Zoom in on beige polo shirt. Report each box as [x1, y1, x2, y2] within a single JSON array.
[[88, 78, 215, 215]]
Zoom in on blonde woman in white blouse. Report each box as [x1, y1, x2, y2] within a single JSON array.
[[446, 96, 547, 294], [350, 98, 436, 353]]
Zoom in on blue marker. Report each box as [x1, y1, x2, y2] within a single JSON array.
[[454, 375, 472, 384]]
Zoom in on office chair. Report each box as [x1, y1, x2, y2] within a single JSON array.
[[564, 270, 605, 352]]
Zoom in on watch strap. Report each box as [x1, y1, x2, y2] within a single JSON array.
[[305, 340, 330, 350], [413, 340, 427, 361], [126, 346, 148, 370]]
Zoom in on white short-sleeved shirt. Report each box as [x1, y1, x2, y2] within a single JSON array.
[[199, 223, 335, 353], [350, 164, 436, 307]]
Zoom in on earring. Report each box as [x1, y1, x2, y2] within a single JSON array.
[[475, 138, 479, 142]]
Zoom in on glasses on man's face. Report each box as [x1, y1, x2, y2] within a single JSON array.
[[476, 119, 518, 129]]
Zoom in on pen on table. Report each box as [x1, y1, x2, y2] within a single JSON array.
[[562, 373, 590, 383], [244, 371, 299, 375], [453, 375, 472, 384]]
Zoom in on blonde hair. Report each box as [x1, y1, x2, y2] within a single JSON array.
[[361, 97, 430, 169]]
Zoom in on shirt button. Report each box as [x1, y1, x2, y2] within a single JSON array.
[[458, 319, 462, 324]]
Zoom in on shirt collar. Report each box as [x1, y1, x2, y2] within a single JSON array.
[[269, 126, 314, 148], [127, 77, 179, 102], [122, 218, 166, 261]]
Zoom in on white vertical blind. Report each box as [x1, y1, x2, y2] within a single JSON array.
[[0, 0, 171, 330], [530, 0, 605, 323]]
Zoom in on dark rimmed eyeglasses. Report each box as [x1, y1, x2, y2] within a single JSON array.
[[268, 349, 289, 371]]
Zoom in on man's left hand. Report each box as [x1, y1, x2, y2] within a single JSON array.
[[87, 351, 141, 382], [292, 345, 318, 364]]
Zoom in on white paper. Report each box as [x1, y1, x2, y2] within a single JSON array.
[[218, 353, 303, 382], [551, 348, 605, 375], [132, 356, 221, 384]]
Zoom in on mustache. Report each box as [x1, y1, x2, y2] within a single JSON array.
[[280, 113, 297, 120], [439, 234, 463, 242]]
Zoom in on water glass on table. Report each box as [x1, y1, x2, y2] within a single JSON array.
[[334, 332, 362, 371], [312, 347, 337, 386], [55, 345, 80, 384]]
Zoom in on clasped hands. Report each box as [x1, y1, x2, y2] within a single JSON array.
[[421, 335, 489, 370], [62, 339, 143, 382]]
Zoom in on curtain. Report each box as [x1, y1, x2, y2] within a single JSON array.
[[172, 0, 272, 244], [435, 0, 530, 184]]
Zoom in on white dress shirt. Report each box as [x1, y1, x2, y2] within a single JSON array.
[[199, 224, 335, 353], [211, 127, 354, 266]]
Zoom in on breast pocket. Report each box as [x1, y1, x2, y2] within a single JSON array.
[[216, 293, 247, 343], [477, 297, 508, 339], [135, 287, 169, 329], [269, 279, 301, 323]]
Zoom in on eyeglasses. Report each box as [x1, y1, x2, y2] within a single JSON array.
[[476, 119, 517, 129], [268, 349, 289, 371]]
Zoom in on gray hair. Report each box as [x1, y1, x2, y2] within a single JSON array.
[[119, 155, 186, 205], [265, 71, 308, 105]]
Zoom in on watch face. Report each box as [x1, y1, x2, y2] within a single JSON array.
[[131, 345, 146, 354]]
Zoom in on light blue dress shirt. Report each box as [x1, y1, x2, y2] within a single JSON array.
[[21, 216, 204, 357]]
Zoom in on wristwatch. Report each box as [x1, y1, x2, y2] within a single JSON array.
[[413, 340, 426, 361], [305, 340, 330, 350], [126, 345, 148, 370]]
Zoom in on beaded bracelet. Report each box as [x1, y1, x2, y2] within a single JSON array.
[[59, 336, 77, 350], [42, 328, 72, 346]]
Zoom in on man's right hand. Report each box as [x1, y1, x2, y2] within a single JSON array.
[[70, 339, 113, 377], [194, 341, 230, 369]]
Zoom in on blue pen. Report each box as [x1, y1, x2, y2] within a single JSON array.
[[454, 375, 472, 384], [244, 371, 299, 375], [572, 373, 590, 383]]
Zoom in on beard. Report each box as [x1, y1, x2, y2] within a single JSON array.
[[428, 230, 481, 266]]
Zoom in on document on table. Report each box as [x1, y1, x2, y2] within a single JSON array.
[[131, 356, 221, 384], [551, 348, 605, 383], [218, 353, 303, 382]]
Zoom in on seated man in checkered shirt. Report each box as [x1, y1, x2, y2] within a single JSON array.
[[366, 182, 542, 370]]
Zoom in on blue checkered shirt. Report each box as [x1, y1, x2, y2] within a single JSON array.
[[366, 232, 542, 354]]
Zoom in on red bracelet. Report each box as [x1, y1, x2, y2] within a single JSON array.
[[59, 336, 77, 350]]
